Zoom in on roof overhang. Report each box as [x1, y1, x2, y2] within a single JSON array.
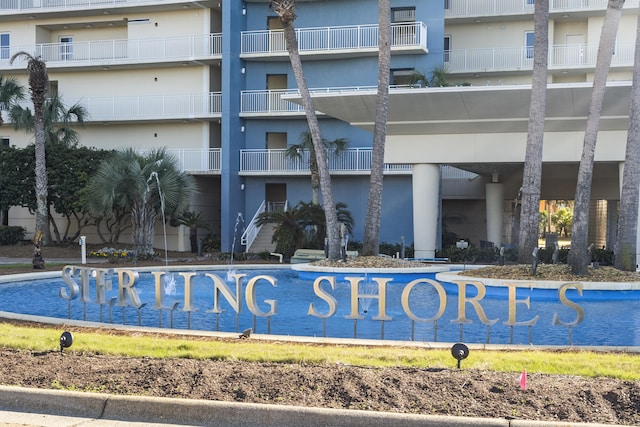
[[284, 81, 632, 135]]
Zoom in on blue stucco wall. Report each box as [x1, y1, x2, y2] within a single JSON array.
[[228, 0, 444, 252]]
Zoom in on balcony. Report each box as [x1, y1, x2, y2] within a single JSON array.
[[11, 92, 222, 122], [239, 148, 411, 176], [445, 0, 639, 20], [446, 42, 635, 75], [240, 21, 427, 61], [140, 148, 221, 175], [240, 89, 307, 117], [2, 34, 222, 71], [0, 0, 218, 21]]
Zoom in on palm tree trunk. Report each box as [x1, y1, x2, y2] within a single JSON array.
[[279, 9, 340, 259], [33, 104, 50, 246], [362, 0, 391, 256], [517, 0, 549, 263], [568, 0, 625, 275], [614, 5, 640, 271]]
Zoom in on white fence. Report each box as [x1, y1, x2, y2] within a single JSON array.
[[447, 43, 635, 74], [241, 22, 427, 56], [2, 34, 222, 70]]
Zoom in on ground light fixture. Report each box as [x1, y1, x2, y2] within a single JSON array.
[[451, 342, 469, 369], [59, 331, 73, 353]]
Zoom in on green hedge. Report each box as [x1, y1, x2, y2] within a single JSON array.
[[0, 226, 26, 245]]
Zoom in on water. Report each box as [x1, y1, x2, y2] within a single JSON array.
[[227, 212, 244, 281], [146, 171, 176, 293], [2, 268, 640, 347]]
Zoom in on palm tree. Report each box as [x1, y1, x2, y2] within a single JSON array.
[[10, 52, 49, 247], [269, 0, 341, 260], [298, 200, 354, 248], [409, 67, 451, 88], [177, 210, 210, 253], [362, 0, 391, 257], [10, 94, 87, 147], [257, 201, 354, 259], [517, 0, 550, 263], [0, 76, 24, 127], [85, 148, 195, 257], [568, 0, 625, 275], [0, 76, 24, 226], [256, 204, 306, 261], [614, 6, 640, 271], [285, 131, 348, 204]]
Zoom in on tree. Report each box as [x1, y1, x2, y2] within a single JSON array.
[[46, 143, 111, 242], [551, 207, 573, 237], [614, 6, 640, 271], [409, 67, 451, 88], [285, 130, 348, 204], [568, 0, 625, 275], [256, 201, 354, 259], [257, 204, 306, 261], [10, 52, 50, 247], [85, 148, 195, 257], [10, 94, 87, 148], [177, 210, 210, 253], [10, 94, 90, 242], [0, 76, 24, 128], [269, 0, 341, 260], [298, 200, 353, 248], [361, 0, 391, 256], [517, 0, 550, 263]]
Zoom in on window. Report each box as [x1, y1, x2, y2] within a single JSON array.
[[1, 138, 9, 147], [48, 81, 58, 98], [392, 7, 415, 23], [392, 7, 416, 46], [0, 33, 9, 60], [391, 68, 414, 86], [60, 36, 73, 61], [526, 0, 535, 4], [444, 0, 451, 9], [444, 35, 451, 63], [525, 31, 534, 59]]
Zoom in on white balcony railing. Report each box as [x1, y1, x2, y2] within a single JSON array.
[[0, 0, 193, 13], [446, 42, 635, 74], [2, 34, 222, 70], [11, 92, 222, 122], [139, 148, 221, 174], [239, 148, 411, 175], [445, 0, 640, 18], [240, 89, 306, 115], [241, 22, 427, 58]]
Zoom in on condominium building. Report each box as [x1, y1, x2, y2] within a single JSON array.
[[0, 0, 635, 257]]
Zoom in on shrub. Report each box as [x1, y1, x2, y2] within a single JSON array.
[[0, 226, 26, 245]]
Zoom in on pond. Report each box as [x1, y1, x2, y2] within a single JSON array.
[[1, 265, 639, 347]]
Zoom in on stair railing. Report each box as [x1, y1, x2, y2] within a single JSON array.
[[241, 200, 266, 251]]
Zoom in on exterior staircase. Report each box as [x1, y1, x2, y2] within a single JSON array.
[[246, 223, 276, 253]]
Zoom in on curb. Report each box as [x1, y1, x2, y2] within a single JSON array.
[[0, 386, 620, 427]]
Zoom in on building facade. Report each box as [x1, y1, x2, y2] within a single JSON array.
[[0, 0, 635, 257]]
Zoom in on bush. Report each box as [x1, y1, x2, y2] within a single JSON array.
[[0, 226, 26, 245]]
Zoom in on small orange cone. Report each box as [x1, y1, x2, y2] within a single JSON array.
[[518, 369, 527, 390]]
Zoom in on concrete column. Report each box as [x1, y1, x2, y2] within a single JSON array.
[[412, 164, 440, 259], [485, 182, 504, 248]]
